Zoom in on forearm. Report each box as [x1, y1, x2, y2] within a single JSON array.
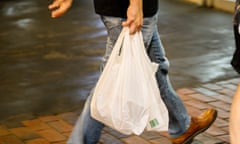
[[122, 0, 143, 34], [230, 84, 240, 144], [128, 0, 143, 19], [129, 0, 142, 10]]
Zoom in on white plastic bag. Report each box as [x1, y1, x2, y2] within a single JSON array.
[[91, 27, 169, 135]]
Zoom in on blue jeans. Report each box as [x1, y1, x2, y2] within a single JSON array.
[[67, 14, 190, 144]]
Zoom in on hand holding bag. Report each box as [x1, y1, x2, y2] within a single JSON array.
[[91, 27, 169, 135]]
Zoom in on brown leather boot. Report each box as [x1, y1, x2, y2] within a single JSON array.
[[170, 108, 217, 144]]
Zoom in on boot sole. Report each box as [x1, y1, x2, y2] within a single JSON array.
[[183, 138, 193, 144], [182, 110, 218, 144]]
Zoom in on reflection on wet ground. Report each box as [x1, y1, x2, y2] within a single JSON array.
[[0, 0, 106, 122], [0, 0, 238, 123]]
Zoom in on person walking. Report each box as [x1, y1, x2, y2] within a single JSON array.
[[230, 0, 240, 143], [48, 0, 218, 143]]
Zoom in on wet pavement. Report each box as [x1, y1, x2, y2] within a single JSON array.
[[0, 77, 237, 143], [0, 0, 106, 121], [0, 0, 238, 131]]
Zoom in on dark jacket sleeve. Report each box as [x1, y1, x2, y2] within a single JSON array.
[[231, 0, 240, 74]]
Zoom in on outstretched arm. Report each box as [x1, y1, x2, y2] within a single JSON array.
[[122, 0, 143, 34], [230, 84, 240, 144], [48, 0, 73, 18]]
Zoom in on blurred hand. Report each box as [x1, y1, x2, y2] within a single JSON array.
[[122, 0, 143, 35], [48, 0, 73, 18], [230, 85, 240, 144]]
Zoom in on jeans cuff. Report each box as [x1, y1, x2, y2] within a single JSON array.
[[169, 116, 191, 138]]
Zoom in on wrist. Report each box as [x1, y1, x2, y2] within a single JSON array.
[[129, 0, 142, 7]]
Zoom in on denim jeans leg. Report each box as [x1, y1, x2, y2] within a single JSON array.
[[67, 16, 124, 144], [147, 27, 190, 138], [67, 89, 104, 144], [100, 16, 124, 70]]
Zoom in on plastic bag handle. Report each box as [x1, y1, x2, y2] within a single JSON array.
[[111, 27, 129, 57]]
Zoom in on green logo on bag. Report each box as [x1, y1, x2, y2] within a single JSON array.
[[149, 118, 159, 128]]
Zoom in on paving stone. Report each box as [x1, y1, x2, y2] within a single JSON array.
[[191, 140, 203, 144], [187, 93, 216, 102], [222, 84, 238, 90], [141, 131, 162, 140], [209, 101, 231, 112], [213, 118, 229, 128], [53, 141, 66, 144], [25, 138, 50, 144], [2, 122, 24, 130], [217, 135, 230, 143], [48, 120, 73, 133], [176, 88, 196, 95], [99, 133, 123, 144], [221, 126, 229, 132], [57, 112, 78, 125], [216, 109, 230, 119], [149, 137, 171, 144], [193, 87, 220, 96], [217, 88, 235, 97], [62, 132, 71, 138], [103, 127, 128, 139], [184, 99, 212, 110], [0, 135, 24, 144], [2, 114, 35, 128], [195, 134, 223, 144], [22, 119, 50, 131], [227, 78, 240, 84], [202, 83, 223, 90], [210, 94, 233, 104], [206, 126, 227, 136], [194, 138, 223, 144], [225, 78, 239, 84], [216, 81, 230, 85], [159, 131, 170, 137], [9, 127, 40, 140], [179, 93, 193, 101], [39, 116, 61, 122], [37, 129, 66, 143], [0, 125, 10, 136], [121, 135, 150, 144], [185, 105, 203, 117]]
